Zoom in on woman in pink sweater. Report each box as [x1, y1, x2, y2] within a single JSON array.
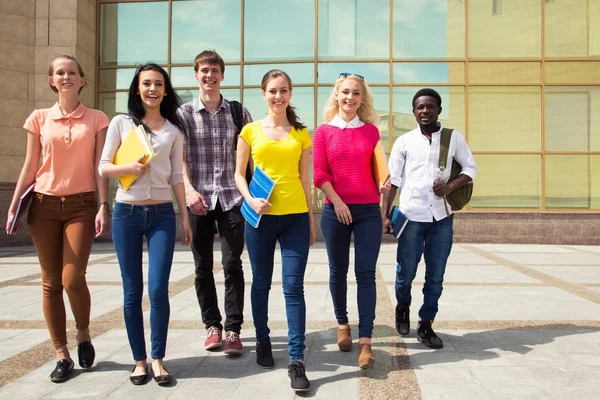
[[312, 73, 385, 369]]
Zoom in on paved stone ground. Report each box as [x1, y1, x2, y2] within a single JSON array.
[[0, 241, 599, 399]]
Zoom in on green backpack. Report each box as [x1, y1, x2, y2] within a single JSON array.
[[439, 128, 473, 213]]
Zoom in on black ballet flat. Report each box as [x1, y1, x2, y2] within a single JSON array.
[[153, 367, 172, 386], [129, 366, 148, 385]]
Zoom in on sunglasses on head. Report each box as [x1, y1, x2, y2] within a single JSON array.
[[338, 72, 364, 80]]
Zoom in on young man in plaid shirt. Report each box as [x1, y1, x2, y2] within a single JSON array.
[[178, 50, 252, 354]]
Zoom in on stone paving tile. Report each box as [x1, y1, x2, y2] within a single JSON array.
[[526, 265, 600, 284], [492, 252, 600, 266], [470, 244, 577, 253], [0, 329, 48, 362]]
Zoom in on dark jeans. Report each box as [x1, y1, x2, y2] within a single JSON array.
[[245, 213, 309, 362], [395, 216, 453, 321], [189, 201, 245, 333], [320, 203, 382, 338], [112, 202, 176, 361]]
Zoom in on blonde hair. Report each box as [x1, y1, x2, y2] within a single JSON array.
[[322, 75, 378, 124]]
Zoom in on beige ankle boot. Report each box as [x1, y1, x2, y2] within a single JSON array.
[[337, 324, 352, 351], [358, 343, 375, 369]]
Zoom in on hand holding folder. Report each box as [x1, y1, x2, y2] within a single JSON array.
[[113, 125, 156, 191], [372, 141, 390, 189]]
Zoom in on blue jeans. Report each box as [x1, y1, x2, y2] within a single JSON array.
[[320, 203, 382, 338], [112, 202, 176, 361], [395, 216, 453, 321], [245, 213, 309, 362]]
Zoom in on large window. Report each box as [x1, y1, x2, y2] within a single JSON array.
[[98, 0, 600, 211]]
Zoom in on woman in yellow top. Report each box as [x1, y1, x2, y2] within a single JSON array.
[[235, 69, 315, 393]]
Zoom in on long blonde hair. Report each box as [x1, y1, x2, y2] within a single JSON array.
[[322, 75, 378, 124]]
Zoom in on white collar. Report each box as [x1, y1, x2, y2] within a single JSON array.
[[328, 114, 365, 129]]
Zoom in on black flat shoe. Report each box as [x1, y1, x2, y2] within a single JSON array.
[[153, 367, 172, 386], [49, 359, 74, 383], [78, 341, 95, 369], [129, 366, 148, 385]]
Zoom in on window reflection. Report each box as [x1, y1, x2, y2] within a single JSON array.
[[393, 62, 463, 84], [244, 0, 314, 61], [469, 0, 541, 57], [98, 69, 136, 91], [98, 92, 128, 120], [171, 0, 241, 63], [546, 155, 591, 209], [393, 0, 465, 58], [99, 2, 168, 66], [469, 87, 540, 152], [244, 64, 314, 86], [470, 155, 541, 209], [545, 0, 600, 57], [318, 63, 389, 84], [318, 0, 389, 59], [545, 87, 600, 152]]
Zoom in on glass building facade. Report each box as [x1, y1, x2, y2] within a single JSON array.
[[97, 0, 600, 211]]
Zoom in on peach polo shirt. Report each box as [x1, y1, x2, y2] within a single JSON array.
[[24, 103, 109, 196]]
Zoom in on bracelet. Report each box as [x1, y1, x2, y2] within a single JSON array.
[[99, 201, 110, 213]]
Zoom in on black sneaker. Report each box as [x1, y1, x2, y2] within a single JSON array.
[[49, 359, 74, 383], [395, 305, 410, 336], [256, 340, 274, 369], [288, 361, 310, 392], [416, 320, 443, 349], [78, 341, 95, 369]]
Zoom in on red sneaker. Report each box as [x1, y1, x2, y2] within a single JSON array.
[[224, 331, 243, 355], [204, 326, 222, 350]]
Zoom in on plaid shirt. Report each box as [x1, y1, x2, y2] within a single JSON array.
[[178, 96, 252, 212]]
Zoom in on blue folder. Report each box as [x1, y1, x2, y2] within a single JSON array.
[[389, 205, 409, 239], [241, 166, 275, 228]]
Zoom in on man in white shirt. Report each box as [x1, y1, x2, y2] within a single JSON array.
[[383, 88, 477, 349]]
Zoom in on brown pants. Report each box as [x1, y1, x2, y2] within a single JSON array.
[[28, 191, 97, 349]]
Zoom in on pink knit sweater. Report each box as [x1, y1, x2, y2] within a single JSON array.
[[312, 123, 381, 205]]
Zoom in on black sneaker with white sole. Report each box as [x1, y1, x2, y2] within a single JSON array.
[[288, 361, 310, 392]]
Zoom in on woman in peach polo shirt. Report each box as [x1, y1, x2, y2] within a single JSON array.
[[5, 55, 110, 383]]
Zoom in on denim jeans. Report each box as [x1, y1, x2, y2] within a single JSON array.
[[245, 213, 309, 362], [395, 215, 453, 321], [112, 202, 176, 361], [320, 203, 382, 338], [189, 201, 245, 334]]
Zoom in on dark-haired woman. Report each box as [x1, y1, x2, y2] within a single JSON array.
[[99, 63, 192, 386], [6, 55, 109, 383], [234, 69, 314, 392]]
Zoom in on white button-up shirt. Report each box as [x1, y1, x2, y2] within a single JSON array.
[[328, 114, 365, 129], [388, 123, 477, 222]]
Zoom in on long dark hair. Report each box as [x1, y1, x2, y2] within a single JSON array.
[[260, 69, 306, 131], [127, 63, 184, 132]]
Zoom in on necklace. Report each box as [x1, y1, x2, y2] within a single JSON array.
[[57, 102, 80, 117], [142, 118, 166, 132]]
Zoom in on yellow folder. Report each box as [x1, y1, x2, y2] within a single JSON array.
[[372, 140, 390, 187], [113, 125, 156, 191]]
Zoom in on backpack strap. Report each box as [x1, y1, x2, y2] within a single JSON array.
[[439, 128, 453, 171], [229, 100, 253, 182], [439, 128, 453, 216], [230, 100, 244, 135]]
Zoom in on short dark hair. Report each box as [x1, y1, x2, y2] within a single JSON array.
[[127, 63, 184, 132], [193, 50, 225, 73], [412, 88, 442, 109]]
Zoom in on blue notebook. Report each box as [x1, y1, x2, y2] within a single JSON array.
[[389, 205, 409, 239], [241, 166, 275, 228]]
